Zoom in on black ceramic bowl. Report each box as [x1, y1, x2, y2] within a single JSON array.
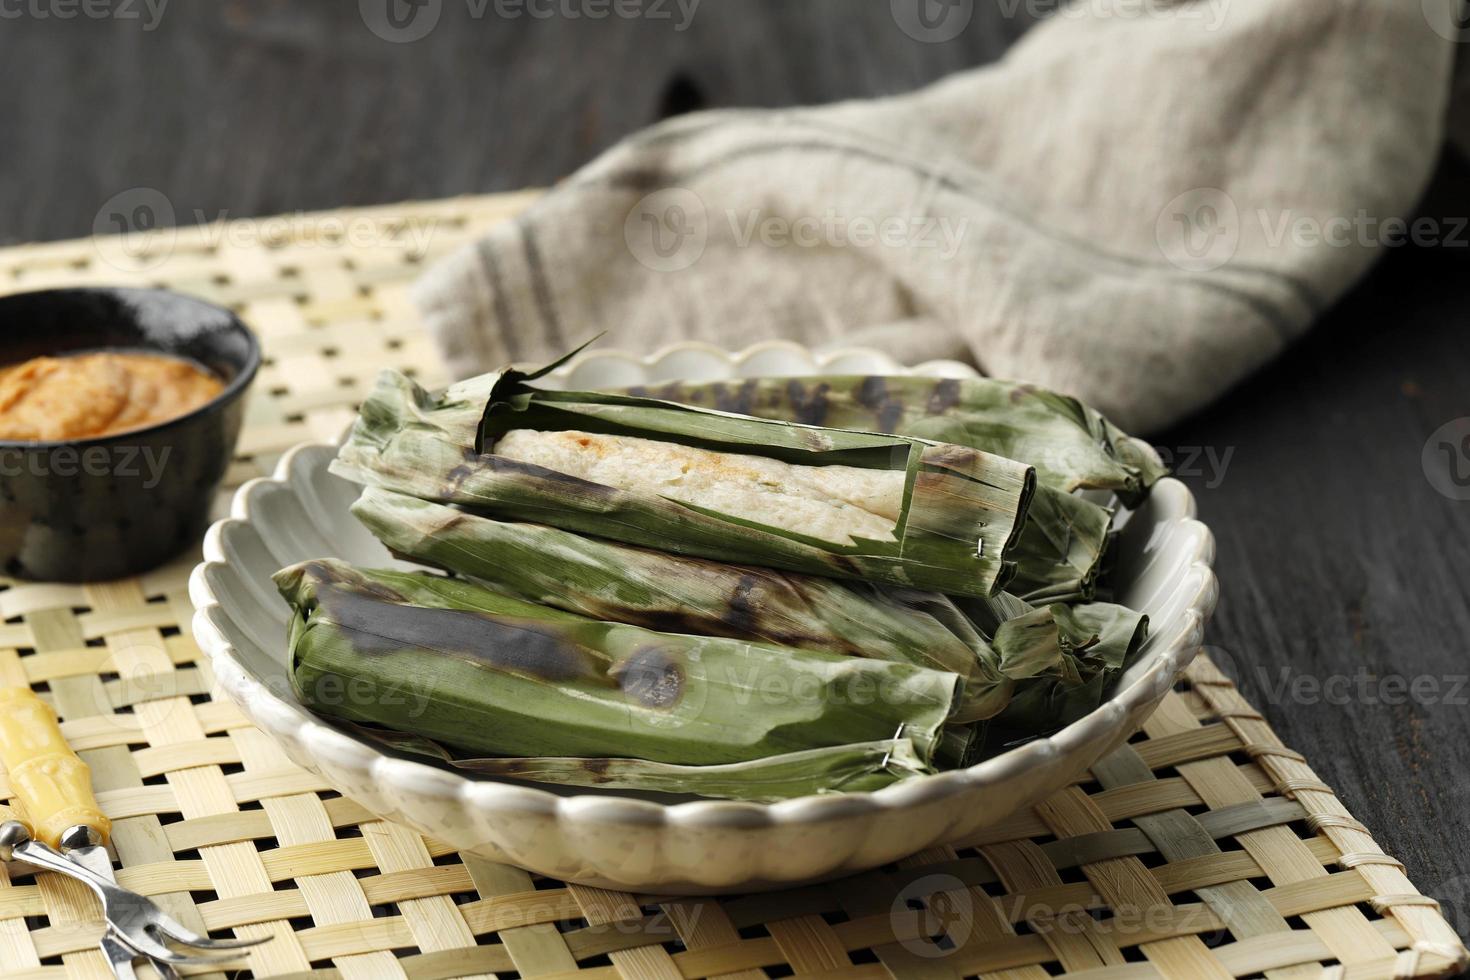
[[0, 288, 260, 582]]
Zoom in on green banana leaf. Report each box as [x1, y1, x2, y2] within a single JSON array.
[[338, 724, 927, 801], [349, 487, 1145, 731], [351, 486, 1010, 723], [964, 595, 1149, 733], [937, 596, 1148, 767], [277, 559, 960, 767], [504, 379, 1113, 603], [1007, 485, 1115, 603], [623, 375, 1166, 505], [332, 365, 1036, 599], [616, 375, 1124, 602]]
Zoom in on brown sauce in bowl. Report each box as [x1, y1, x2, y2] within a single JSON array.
[[0, 351, 225, 441]]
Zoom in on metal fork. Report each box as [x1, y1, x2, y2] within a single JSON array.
[[0, 819, 263, 965], [0, 687, 269, 972], [101, 929, 180, 980]]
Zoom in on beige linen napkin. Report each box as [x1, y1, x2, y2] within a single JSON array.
[[414, 0, 1459, 433]]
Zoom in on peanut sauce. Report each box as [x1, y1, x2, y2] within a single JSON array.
[[0, 351, 224, 441]]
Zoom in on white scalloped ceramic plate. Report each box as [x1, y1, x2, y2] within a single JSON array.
[[189, 341, 1217, 893]]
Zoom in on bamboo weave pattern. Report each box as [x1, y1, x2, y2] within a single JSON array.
[[0, 195, 1462, 979]]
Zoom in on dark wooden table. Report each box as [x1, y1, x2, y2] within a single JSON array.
[[4, 0, 1467, 946]]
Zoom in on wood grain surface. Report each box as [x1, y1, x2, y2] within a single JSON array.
[[1, 0, 1467, 948]]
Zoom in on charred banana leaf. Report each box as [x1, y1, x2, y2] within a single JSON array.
[[346, 726, 927, 802], [278, 559, 959, 767], [332, 365, 1036, 599], [621, 375, 1125, 602], [625, 375, 1165, 505], [351, 487, 1143, 728], [1007, 485, 1115, 603], [963, 594, 1149, 733], [351, 486, 1011, 723]]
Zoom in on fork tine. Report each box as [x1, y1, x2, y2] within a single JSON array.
[[146, 956, 182, 980], [147, 909, 270, 950], [115, 926, 251, 967], [99, 932, 140, 980]]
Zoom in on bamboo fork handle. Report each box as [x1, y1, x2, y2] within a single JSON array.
[[0, 687, 110, 849]]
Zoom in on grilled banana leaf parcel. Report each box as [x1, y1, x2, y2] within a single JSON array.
[[626, 375, 1166, 505], [988, 600, 1151, 730], [1008, 486, 1115, 604], [350, 487, 1142, 726], [625, 375, 1130, 602], [277, 559, 960, 767], [332, 364, 1037, 599], [344, 728, 928, 801], [352, 486, 1008, 722]]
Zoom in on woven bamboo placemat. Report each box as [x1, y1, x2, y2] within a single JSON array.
[[0, 194, 1464, 979]]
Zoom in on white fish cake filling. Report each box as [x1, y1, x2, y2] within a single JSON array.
[[494, 429, 903, 545]]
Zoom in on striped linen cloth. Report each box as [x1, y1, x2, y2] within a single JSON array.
[[414, 0, 1460, 433]]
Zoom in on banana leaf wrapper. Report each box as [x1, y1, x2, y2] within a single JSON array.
[[1007, 485, 1115, 603], [277, 559, 959, 767], [624, 375, 1166, 505], [350, 487, 1140, 729], [617, 375, 1122, 602], [964, 594, 1149, 732], [336, 724, 927, 801], [332, 364, 1036, 599], [352, 486, 1011, 723]]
